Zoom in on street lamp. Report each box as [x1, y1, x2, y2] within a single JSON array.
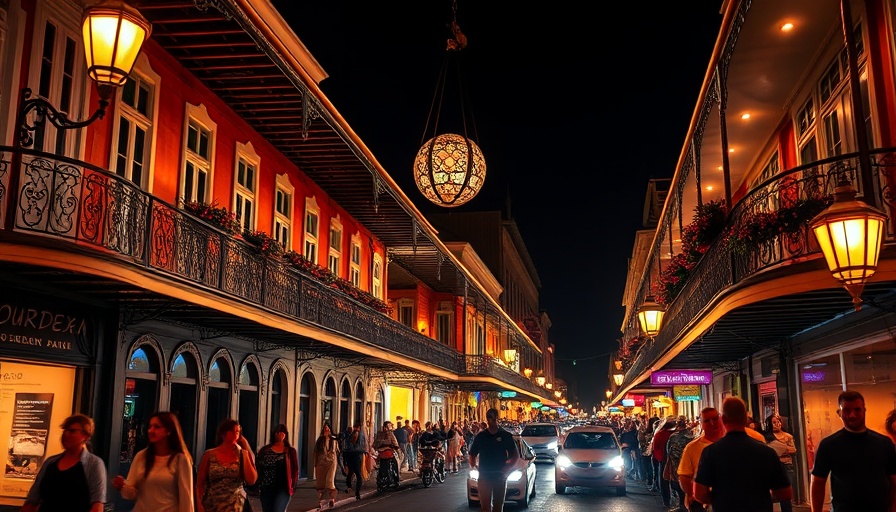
[[613, 373, 624, 386], [637, 295, 665, 337], [18, 1, 151, 148], [545, 382, 553, 390], [503, 349, 517, 364], [523, 368, 533, 379], [605, 389, 612, 400], [7, 1, 150, 231], [554, 390, 562, 399], [810, 171, 887, 310], [535, 376, 546, 387]]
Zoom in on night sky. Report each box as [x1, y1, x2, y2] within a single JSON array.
[[276, 2, 724, 410]]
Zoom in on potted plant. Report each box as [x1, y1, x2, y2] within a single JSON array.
[[242, 230, 284, 257], [182, 200, 241, 235]]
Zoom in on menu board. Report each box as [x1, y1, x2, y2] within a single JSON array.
[[0, 361, 75, 504]]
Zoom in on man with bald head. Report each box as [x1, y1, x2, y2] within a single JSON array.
[[694, 396, 791, 511]]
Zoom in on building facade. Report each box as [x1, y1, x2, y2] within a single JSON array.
[[0, 0, 554, 509]]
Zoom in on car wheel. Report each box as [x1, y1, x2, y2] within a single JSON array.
[[519, 483, 530, 508], [555, 483, 566, 494], [467, 498, 478, 508], [616, 485, 627, 497]]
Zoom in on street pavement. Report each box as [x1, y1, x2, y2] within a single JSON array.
[[248, 464, 816, 512], [247, 465, 420, 512]]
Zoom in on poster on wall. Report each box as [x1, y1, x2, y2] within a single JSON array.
[[6, 393, 54, 480], [0, 361, 75, 505]]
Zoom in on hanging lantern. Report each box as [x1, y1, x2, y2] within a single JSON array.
[[523, 368, 533, 379], [503, 348, 517, 365], [810, 177, 887, 310], [414, 134, 486, 207], [613, 373, 625, 386], [82, 1, 151, 89], [637, 296, 665, 337], [413, 3, 486, 207], [535, 376, 546, 387]]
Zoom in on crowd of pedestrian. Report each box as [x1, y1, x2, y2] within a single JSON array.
[[599, 391, 896, 512], [17, 396, 896, 512]]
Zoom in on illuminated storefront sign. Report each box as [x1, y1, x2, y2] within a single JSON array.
[[673, 385, 701, 401], [499, 391, 517, 398], [650, 370, 711, 386], [801, 371, 825, 382]]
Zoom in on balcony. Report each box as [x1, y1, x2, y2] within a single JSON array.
[[0, 147, 472, 373], [462, 355, 547, 398], [622, 149, 896, 383]]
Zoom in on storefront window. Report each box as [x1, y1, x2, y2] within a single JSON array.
[[238, 361, 260, 455], [206, 357, 232, 450], [800, 352, 842, 472], [842, 340, 896, 437]]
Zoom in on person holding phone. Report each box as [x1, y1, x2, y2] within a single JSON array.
[[196, 419, 257, 512]]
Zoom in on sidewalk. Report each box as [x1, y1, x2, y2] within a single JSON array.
[[247, 466, 421, 512]]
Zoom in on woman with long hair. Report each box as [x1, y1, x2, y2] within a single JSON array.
[[112, 411, 194, 512], [22, 414, 106, 512], [766, 413, 797, 512], [255, 424, 299, 512], [313, 423, 339, 509], [196, 418, 258, 512]]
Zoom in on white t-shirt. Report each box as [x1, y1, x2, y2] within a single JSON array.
[[119, 451, 194, 512]]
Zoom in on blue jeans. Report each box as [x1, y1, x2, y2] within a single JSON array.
[[259, 487, 291, 512], [779, 463, 795, 512], [406, 442, 417, 470]]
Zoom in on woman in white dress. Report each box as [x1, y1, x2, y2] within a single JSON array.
[[113, 411, 194, 512]]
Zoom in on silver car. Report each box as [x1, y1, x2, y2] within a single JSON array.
[[554, 425, 626, 496], [467, 435, 537, 508], [519, 422, 560, 463]]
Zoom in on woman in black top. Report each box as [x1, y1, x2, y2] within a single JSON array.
[[255, 424, 299, 512]]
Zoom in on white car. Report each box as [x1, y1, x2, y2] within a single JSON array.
[[467, 435, 537, 508], [519, 422, 560, 463], [554, 425, 626, 496]]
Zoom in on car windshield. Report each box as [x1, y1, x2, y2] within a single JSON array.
[[563, 432, 617, 450], [521, 425, 557, 436]]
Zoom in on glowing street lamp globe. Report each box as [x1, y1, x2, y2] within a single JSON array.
[[414, 133, 486, 207], [82, 1, 151, 89]]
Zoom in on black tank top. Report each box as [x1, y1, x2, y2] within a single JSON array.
[[39, 458, 91, 512]]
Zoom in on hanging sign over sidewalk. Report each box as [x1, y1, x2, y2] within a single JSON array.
[[650, 370, 712, 386]]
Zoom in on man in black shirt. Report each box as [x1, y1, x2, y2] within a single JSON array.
[[468, 408, 519, 512], [810, 390, 896, 512]]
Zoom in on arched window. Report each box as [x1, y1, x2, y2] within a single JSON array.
[[205, 356, 232, 450], [323, 377, 337, 426], [353, 381, 364, 430], [269, 366, 288, 430], [374, 389, 384, 435], [238, 361, 260, 451], [169, 350, 199, 451], [299, 373, 314, 478], [121, 345, 160, 467], [339, 379, 351, 434]]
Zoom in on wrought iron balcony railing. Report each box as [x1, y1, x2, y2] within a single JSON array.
[[0, 147, 482, 374], [463, 355, 548, 397], [622, 149, 896, 380]]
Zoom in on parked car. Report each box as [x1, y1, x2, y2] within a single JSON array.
[[519, 422, 560, 463], [467, 435, 537, 508], [554, 425, 626, 496]]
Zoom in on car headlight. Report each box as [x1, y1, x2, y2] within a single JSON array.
[[608, 455, 624, 471], [556, 454, 572, 468], [469, 469, 479, 480], [546, 441, 558, 451], [507, 470, 523, 482]]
